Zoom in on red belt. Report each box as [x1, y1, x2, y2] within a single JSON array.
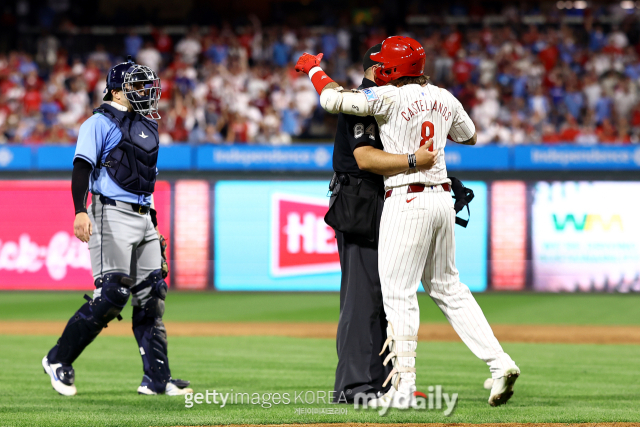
[[385, 183, 451, 200]]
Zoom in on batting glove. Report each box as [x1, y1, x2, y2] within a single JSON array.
[[295, 52, 324, 75]]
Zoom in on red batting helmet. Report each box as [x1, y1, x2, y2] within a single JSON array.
[[370, 36, 426, 85]]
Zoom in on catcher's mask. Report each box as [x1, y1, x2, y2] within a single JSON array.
[[103, 56, 162, 119], [122, 63, 161, 119]]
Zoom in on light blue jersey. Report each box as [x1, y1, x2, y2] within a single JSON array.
[[74, 113, 155, 205]]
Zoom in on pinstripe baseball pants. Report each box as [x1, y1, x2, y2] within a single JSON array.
[[378, 186, 515, 385]]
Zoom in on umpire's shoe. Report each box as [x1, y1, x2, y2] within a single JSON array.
[[42, 356, 77, 396], [137, 375, 193, 396]]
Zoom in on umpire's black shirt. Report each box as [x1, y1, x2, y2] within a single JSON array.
[[332, 78, 384, 188]]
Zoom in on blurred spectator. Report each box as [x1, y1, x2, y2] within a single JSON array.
[[272, 37, 290, 68], [175, 28, 202, 65], [153, 28, 174, 62], [88, 44, 110, 66], [125, 30, 143, 58], [40, 92, 60, 127], [452, 51, 473, 85], [137, 42, 162, 74], [594, 95, 613, 124], [597, 118, 618, 143], [558, 114, 581, 142], [613, 78, 637, 119], [57, 78, 88, 127], [82, 59, 101, 100], [35, 31, 59, 71], [589, 25, 606, 52], [564, 81, 583, 119], [529, 86, 550, 118]]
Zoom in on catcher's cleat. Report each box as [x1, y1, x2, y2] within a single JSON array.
[[166, 381, 194, 396], [488, 367, 520, 407], [42, 356, 77, 396], [137, 376, 156, 395], [137, 375, 193, 396]]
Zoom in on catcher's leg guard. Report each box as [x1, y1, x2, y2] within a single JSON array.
[[132, 270, 172, 394], [47, 273, 133, 365], [379, 322, 418, 390]]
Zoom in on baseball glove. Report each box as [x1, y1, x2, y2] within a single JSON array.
[[159, 234, 169, 278]]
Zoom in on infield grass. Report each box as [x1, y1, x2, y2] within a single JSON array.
[[1, 335, 640, 426], [1, 292, 639, 426], [1, 291, 639, 325]]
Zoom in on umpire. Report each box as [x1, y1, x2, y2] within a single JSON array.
[[326, 45, 437, 402], [42, 57, 192, 397]]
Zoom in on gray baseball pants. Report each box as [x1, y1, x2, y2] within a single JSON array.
[[88, 194, 161, 307]]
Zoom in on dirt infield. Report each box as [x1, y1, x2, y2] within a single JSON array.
[[3, 321, 640, 344], [171, 424, 640, 427]]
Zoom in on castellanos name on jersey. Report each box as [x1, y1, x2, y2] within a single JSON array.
[[74, 113, 156, 205]]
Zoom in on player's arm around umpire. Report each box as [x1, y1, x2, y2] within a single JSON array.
[[324, 45, 438, 403]]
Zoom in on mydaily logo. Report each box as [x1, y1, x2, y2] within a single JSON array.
[[354, 386, 458, 416]]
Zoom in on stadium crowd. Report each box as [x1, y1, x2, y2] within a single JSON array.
[[1, 15, 640, 145]]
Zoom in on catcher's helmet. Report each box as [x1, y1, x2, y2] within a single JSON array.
[[370, 36, 426, 85], [103, 55, 162, 119]]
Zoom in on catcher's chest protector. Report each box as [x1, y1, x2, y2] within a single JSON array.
[[94, 103, 159, 196]]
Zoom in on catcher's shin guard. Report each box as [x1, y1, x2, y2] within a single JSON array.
[[379, 323, 418, 390], [48, 273, 133, 365], [132, 270, 172, 394]]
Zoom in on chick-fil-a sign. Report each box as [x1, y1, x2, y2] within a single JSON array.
[[0, 180, 170, 290], [0, 231, 91, 282]]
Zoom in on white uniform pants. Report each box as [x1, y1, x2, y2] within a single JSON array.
[[378, 186, 515, 385]]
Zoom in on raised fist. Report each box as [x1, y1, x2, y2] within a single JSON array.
[[295, 53, 324, 75]]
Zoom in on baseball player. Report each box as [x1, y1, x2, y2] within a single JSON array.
[[295, 36, 520, 408], [42, 57, 192, 397], [329, 44, 438, 403]]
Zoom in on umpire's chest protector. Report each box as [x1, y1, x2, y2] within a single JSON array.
[[95, 103, 159, 196]]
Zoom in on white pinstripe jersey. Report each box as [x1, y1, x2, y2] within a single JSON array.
[[359, 83, 476, 189]]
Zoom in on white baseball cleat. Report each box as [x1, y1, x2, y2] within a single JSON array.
[[137, 375, 193, 396], [165, 382, 194, 396], [42, 356, 77, 396], [488, 367, 520, 407], [368, 385, 416, 410], [137, 384, 157, 395]]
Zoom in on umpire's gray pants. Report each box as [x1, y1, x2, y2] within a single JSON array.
[[88, 194, 161, 307]]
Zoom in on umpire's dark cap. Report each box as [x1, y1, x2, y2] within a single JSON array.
[[363, 43, 383, 71]]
